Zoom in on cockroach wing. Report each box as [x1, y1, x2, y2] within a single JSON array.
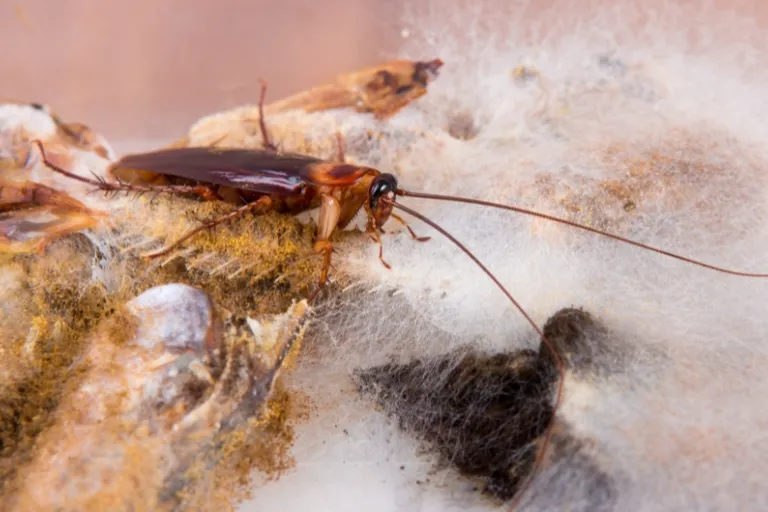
[[112, 147, 328, 196]]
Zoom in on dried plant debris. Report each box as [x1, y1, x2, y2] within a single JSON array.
[[355, 307, 616, 502], [0, 100, 115, 163], [179, 58, 443, 149], [0, 173, 319, 510], [0, 177, 106, 254], [266, 58, 444, 119], [0, 101, 116, 235], [2, 284, 311, 512]]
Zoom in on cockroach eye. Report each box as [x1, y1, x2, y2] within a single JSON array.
[[370, 174, 398, 209]]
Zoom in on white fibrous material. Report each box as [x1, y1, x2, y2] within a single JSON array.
[[3, 1, 768, 510], [237, 2, 768, 511]]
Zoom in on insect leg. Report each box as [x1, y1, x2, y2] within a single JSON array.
[[312, 195, 343, 296], [143, 196, 273, 259], [367, 229, 391, 270], [257, 79, 279, 152], [390, 213, 430, 242], [32, 140, 219, 200]]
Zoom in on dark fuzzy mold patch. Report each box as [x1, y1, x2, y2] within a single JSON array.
[[355, 348, 553, 500], [446, 110, 479, 140], [354, 307, 608, 502]]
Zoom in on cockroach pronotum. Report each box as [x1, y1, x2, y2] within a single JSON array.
[[30, 83, 768, 508]]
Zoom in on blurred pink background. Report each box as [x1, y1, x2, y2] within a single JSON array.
[[2, 0, 402, 143], [3, 1, 766, 144]]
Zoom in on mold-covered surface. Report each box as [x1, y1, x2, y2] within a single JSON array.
[[353, 307, 633, 503], [4, 2, 768, 511]]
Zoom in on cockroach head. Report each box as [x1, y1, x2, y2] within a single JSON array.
[[370, 173, 398, 208], [369, 173, 398, 228]]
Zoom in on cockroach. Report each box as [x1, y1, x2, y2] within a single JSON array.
[[31, 83, 768, 508], [0, 177, 105, 254]]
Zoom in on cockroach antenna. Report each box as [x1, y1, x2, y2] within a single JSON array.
[[396, 189, 768, 278], [31, 105, 768, 506], [385, 187, 768, 508], [382, 198, 565, 509]]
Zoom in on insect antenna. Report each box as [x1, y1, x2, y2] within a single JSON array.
[[257, 79, 279, 152], [30, 140, 108, 188], [397, 189, 768, 278], [382, 198, 564, 509]]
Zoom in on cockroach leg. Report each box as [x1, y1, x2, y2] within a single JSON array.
[[367, 229, 392, 270], [314, 194, 343, 287], [257, 79, 279, 152], [307, 240, 335, 304], [314, 240, 334, 286], [143, 196, 273, 260], [32, 140, 220, 201], [390, 213, 431, 242]]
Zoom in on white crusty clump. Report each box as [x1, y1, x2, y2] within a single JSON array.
[[239, 2, 768, 511]]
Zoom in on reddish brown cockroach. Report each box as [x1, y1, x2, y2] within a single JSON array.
[[0, 177, 105, 254], [31, 85, 768, 508]]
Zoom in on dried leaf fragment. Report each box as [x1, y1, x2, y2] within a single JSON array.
[[0, 100, 115, 161], [179, 58, 444, 149], [267, 58, 445, 119], [0, 178, 106, 254]]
